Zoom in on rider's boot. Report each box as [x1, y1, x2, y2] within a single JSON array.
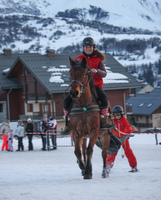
[[100, 115, 116, 131], [61, 116, 71, 135], [61, 123, 71, 135]]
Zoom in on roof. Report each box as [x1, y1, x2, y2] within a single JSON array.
[[0, 53, 22, 90], [126, 88, 161, 115], [1, 52, 141, 94]]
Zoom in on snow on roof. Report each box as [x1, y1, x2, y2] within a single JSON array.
[[3, 68, 10, 73], [104, 68, 129, 84], [46, 65, 129, 84]]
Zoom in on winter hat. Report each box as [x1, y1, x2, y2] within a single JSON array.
[[27, 118, 32, 122]]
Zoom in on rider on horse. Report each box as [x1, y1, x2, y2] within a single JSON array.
[[62, 37, 116, 134]]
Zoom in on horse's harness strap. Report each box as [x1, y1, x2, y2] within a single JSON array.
[[70, 105, 100, 115], [73, 96, 94, 109]]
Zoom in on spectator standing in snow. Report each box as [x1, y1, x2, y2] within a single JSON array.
[[1, 120, 11, 151], [15, 120, 25, 151], [42, 117, 50, 151], [40, 113, 49, 149], [49, 116, 57, 150], [26, 118, 34, 151]]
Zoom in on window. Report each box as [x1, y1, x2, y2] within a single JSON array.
[[0, 103, 3, 112], [27, 104, 33, 112], [39, 103, 50, 113], [139, 103, 144, 107], [147, 103, 152, 108]]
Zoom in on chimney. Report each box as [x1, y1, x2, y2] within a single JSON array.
[[3, 48, 12, 56], [46, 49, 55, 57]]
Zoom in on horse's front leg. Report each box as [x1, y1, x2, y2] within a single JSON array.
[[83, 135, 98, 179], [82, 138, 87, 165], [101, 131, 110, 178], [74, 138, 86, 174]]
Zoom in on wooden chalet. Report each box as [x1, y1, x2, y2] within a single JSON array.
[[126, 87, 161, 129], [0, 49, 141, 129]]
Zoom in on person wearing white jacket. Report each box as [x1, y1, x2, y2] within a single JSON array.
[[49, 117, 57, 150], [15, 120, 25, 151]]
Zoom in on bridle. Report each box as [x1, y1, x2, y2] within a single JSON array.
[[71, 70, 92, 96]]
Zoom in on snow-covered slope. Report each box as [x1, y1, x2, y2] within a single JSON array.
[[0, 0, 161, 31]]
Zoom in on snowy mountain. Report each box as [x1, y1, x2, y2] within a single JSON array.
[[0, 0, 161, 86], [0, 0, 161, 30]]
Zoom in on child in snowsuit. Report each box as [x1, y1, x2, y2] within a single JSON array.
[[106, 105, 138, 172], [8, 132, 14, 152]]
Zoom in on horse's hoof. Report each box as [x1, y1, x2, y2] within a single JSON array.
[[102, 169, 109, 178], [81, 170, 85, 176], [102, 172, 109, 178], [83, 174, 92, 179]]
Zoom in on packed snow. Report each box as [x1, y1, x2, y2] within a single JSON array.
[[0, 132, 161, 200]]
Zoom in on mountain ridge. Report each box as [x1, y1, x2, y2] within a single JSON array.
[[0, 0, 161, 31]]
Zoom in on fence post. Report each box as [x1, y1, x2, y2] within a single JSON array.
[[154, 127, 158, 145]]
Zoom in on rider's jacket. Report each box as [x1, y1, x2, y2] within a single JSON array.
[[75, 54, 103, 89]]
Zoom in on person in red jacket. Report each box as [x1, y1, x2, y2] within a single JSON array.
[[62, 37, 115, 134], [1, 120, 11, 151], [106, 105, 138, 172]]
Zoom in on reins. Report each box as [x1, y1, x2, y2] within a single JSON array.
[[71, 70, 92, 97]]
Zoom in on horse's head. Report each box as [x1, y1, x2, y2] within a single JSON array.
[[69, 57, 91, 100]]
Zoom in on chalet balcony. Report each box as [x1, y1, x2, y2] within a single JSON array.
[[26, 93, 51, 101], [33, 111, 64, 119], [20, 111, 64, 121]]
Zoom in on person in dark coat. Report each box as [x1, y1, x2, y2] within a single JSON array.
[[26, 118, 34, 151], [40, 113, 49, 149], [42, 117, 50, 151]]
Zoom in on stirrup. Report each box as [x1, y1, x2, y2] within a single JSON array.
[[61, 126, 71, 135]]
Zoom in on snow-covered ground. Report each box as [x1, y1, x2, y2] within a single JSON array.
[[0, 133, 161, 200]]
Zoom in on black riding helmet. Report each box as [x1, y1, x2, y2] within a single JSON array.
[[83, 37, 96, 48], [112, 105, 124, 117]]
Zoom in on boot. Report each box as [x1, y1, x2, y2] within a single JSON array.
[[61, 116, 71, 135], [100, 115, 116, 131], [61, 122, 71, 135]]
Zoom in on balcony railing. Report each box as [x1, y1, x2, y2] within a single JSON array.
[[20, 111, 64, 121], [26, 93, 51, 101]]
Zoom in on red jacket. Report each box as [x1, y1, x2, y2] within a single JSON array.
[[75, 54, 103, 88], [112, 116, 132, 137]]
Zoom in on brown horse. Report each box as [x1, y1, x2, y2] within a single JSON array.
[[69, 57, 110, 179]]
